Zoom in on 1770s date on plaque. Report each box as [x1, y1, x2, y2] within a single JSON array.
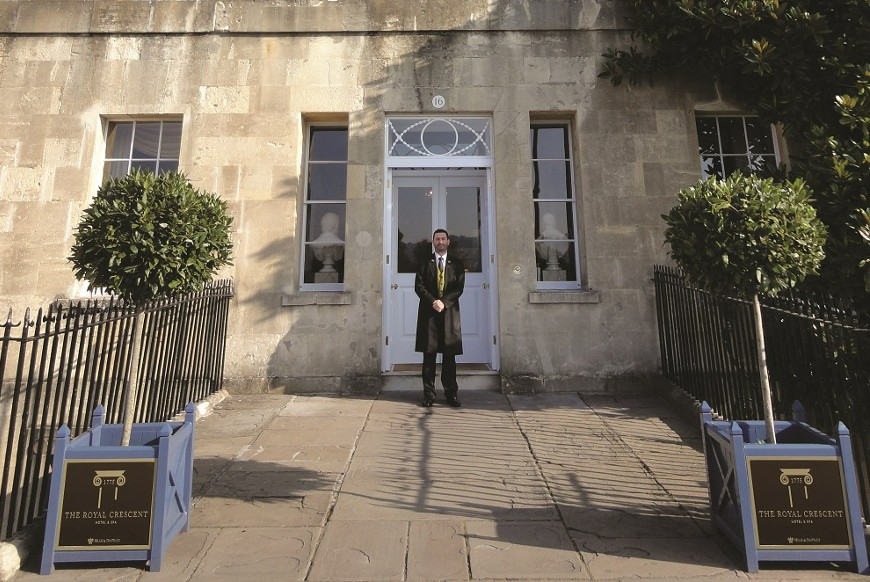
[[747, 457, 853, 549], [55, 459, 156, 550]]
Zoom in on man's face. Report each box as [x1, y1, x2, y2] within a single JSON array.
[[433, 232, 449, 254]]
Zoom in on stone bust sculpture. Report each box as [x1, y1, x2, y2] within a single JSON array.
[[312, 212, 344, 274], [537, 212, 566, 240], [313, 212, 343, 244], [536, 212, 568, 278]]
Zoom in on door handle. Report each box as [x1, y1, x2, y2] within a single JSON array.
[[483, 283, 489, 289], [391, 283, 399, 289]]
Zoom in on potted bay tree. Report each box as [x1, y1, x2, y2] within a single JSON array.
[[40, 170, 233, 574], [663, 172, 867, 573]]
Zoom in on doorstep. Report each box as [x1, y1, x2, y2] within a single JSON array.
[[381, 364, 501, 392]]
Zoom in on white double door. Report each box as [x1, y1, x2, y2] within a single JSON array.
[[387, 171, 494, 367]]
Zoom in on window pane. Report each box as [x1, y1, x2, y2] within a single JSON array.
[[309, 128, 348, 161], [303, 245, 344, 284], [535, 201, 574, 240], [535, 201, 576, 283], [104, 119, 182, 183], [532, 160, 571, 199], [397, 186, 433, 274], [723, 155, 749, 176], [159, 122, 182, 158], [696, 117, 720, 154], [751, 154, 777, 174], [745, 119, 774, 154], [700, 156, 723, 180], [131, 122, 162, 158], [103, 160, 129, 180], [455, 121, 491, 156], [446, 185, 482, 272], [157, 160, 178, 174], [419, 119, 458, 156], [535, 201, 575, 282], [130, 159, 158, 174], [305, 205, 346, 243], [718, 117, 747, 155], [304, 204, 345, 284], [105, 123, 133, 159], [531, 126, 569, 159], [307, 164, 347, 201]]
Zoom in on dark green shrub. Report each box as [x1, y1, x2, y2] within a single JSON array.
[[69, 170, 233, 303], [664, 172, 827, 298]]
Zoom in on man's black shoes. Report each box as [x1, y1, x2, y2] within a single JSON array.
[[421, 398, 461, 408]]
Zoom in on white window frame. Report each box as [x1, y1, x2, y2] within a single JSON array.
[[300, 123, 348, 292], [530, 121, 582, 290], [102, 118, 183, 181], [695, 114, 781, 180]]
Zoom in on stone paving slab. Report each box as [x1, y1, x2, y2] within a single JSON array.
[[465, 520, 588, 580], [407, 520, 469, 581], [141, 528, 218, 582], [576, 534, 736, 579], [277, 396, 373, 418], [307, 521, 407, 581], [330, 477, 559, 521], [190, 491, 334, 528], [558, 504, 706, 539], [190, 526, 318, 581], [12, 389, 869, 581], [265, 414, 367, 432], [236, 443, 354, 473], [189, 407, 277, 438]]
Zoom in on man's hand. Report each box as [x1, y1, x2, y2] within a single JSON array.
[[432, 299, 445, 312]]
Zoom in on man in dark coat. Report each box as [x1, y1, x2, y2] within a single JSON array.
[[415, 228, 465, 408]]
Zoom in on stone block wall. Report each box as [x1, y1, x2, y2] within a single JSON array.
[[0, 1, 715, 392]]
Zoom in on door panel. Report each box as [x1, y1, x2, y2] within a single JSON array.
[[389, 174, 491, 365]]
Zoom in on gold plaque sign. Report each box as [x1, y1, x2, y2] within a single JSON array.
[[748, 457, 852, 549], [56, 459, 156, 550]]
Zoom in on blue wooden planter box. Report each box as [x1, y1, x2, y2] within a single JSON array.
[[40, 403, 195, 574], [701, 402, 868, 574]]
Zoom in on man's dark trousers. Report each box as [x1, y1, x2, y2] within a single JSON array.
[[422, 352, 458, 403], [422, 312, 458, 402]]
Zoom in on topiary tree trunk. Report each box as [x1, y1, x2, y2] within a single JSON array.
[[751, 294, 776, 443], [69, 170, 233, 445], [663, 172, 826, 443]]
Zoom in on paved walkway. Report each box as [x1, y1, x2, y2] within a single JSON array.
[[14, 390, 867, 580]]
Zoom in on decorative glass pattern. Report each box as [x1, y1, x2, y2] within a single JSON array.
[[387, 117, 491, 158]]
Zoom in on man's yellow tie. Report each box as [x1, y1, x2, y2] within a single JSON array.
[[437, 256, 445, 297]]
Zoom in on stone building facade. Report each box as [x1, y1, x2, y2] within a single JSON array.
[[0, 1, 764, 393]]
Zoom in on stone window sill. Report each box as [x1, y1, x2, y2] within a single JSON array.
[[282, 292, 352, 306], [528, 289, 600, 304]]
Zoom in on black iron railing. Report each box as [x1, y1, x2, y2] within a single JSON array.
[[654, 265, 870, 513], [0, 280, 233, 540]]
